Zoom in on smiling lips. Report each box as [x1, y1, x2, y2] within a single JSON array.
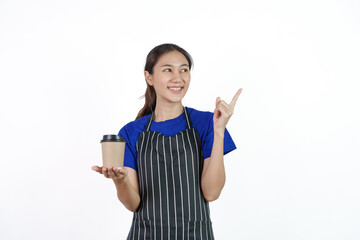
[[168, 86, 183, 93]]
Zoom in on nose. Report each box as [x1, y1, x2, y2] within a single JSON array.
[[171, 70, 183, 83]]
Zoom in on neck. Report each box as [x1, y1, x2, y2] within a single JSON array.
[[154, 102, 183, 122]]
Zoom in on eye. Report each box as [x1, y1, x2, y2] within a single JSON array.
[[163, 68, 171, 72], [181, 68, 189, 72]]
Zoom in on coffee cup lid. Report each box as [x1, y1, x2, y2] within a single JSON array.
[[101, 134, 126, 143]]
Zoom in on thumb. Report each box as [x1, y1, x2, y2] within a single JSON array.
[[91, 165, 103, 174], [216, 97, 221, 106]]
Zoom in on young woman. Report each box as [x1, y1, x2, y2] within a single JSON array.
[[92, 43, 242, 239]]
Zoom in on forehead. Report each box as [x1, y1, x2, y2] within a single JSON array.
[[156, 51, 188, 67]]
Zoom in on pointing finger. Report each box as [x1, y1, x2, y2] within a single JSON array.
[[229, 88, 242, 110]]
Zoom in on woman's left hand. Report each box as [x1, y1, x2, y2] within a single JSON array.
[[213, 88, 242, 134]]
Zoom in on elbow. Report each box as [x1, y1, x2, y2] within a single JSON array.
[[201, 178, 225, 202], [203, 193, 220, 202], [118, 195, 140, 213], [127, 206, 138, 213], [202, 189, 222, 202], [124, 202, 140, 212]]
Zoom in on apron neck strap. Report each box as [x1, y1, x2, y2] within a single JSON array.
[[145, 106, 192, 131], [183, 106, 193, 129], [145, 112, 153, 131]]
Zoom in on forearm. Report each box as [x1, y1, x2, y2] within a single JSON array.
[[201, 130, 226, 202], [113, 177, 140, 212]]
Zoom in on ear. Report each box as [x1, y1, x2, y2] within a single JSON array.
[[144, 71, 153, 86]]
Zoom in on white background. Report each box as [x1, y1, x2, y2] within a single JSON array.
[[1, 0, 359, 239]]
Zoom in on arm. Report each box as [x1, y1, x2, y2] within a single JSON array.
[[92, 166, 140, 212], [201, 131, 226, 202], [201, 88, 242, 202]]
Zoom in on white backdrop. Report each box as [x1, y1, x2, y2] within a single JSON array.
[[1, 0, 359, 239]]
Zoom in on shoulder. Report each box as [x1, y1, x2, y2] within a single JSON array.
[[186, 106, 213, 118], [186, 107, 213, 134], [118, 114, 151, 140], [186, 107, 213, 124]]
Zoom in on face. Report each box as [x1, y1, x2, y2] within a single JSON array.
[[145, 50, 191, 106]]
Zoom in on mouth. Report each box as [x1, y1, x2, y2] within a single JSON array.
[[168, 86, 184, 93]]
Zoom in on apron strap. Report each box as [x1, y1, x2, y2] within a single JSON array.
[[183, 106, 193, 129], [144, 106, 193, 132], [145, 112, 154, 132]]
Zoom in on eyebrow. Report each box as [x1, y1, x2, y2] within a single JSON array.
[[160, 64, 189, 68]]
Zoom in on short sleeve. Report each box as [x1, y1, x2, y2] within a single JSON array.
[[188, 108, 237, 159], [118, 126, 138, 171], [202, 117, 237, 159]]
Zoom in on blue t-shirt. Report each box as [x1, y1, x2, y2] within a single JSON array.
[[118, 107, 236, 170]]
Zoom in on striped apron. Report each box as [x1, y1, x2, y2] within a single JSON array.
[[127, 107, 214, 240]]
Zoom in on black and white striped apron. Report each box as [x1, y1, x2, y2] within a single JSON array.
[[127, 107, 214, 240]]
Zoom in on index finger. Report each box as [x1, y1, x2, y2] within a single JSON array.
[[229, 88, 242, 109]]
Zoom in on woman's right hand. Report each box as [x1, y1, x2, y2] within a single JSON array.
[[91, 166, 128, 183]]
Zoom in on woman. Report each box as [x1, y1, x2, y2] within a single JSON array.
[[92, 43, 242, 239]]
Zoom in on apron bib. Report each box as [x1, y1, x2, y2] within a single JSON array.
[[127, 107, 214, 240]]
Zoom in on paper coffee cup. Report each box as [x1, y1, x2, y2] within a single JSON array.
[[100, 135, 126, 167]]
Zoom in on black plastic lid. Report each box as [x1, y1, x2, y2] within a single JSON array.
[[100, 134, 126, 143]]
